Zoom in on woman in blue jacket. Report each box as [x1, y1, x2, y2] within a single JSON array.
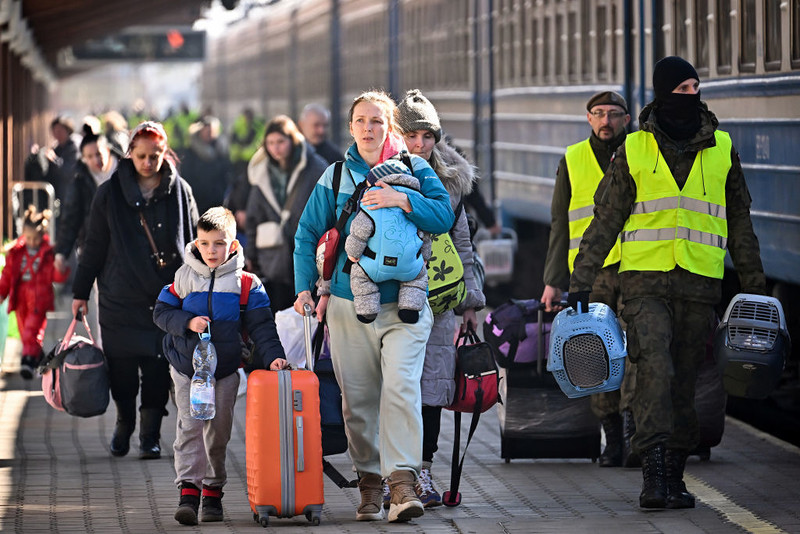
[[293, 90, 453, 524]]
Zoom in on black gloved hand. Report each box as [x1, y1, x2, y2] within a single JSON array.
[[567, 291, 591, 313]]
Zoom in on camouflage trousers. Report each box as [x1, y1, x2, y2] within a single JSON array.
[[588, 266, 636, 419], [620, 297, 715, 453]]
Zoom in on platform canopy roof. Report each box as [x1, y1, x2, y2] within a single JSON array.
[[5, 0, 207, 80]]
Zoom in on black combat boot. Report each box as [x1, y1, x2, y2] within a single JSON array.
[[621, 409, 641, 468], [639, 444, 667, 508], [139, 409, 163, 460], [110, 401, 136, 457], [665, 449, 695, 509], [599, 413, 623, 467]]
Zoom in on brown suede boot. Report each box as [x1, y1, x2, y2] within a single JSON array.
[[356, 473, 385, 521], [387, 470, 424, 523]]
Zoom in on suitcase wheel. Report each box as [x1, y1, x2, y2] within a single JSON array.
[[254, 512, 269, 528], [305, 510, 321, 525], [442, 490, 461, 507]]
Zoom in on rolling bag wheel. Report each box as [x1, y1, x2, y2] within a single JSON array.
[[257, 513, 269, 528], [305, 510, 321, 525]]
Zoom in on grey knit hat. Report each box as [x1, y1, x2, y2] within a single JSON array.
[[396, 89, 442, 142]]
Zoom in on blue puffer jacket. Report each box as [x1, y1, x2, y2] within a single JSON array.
[[153, 243, 285, 379], [294, 143, 454, 301]]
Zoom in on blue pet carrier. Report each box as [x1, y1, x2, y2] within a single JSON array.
[[547, 302, 627, 399]]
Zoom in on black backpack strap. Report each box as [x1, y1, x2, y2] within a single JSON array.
[[443, 390, 484, 506], [330, 161, 368, 276], [332, 161, 343, 198], [401, 152, 412, 171], [333, 163, 367, 233], [323, 458, 359, 488]]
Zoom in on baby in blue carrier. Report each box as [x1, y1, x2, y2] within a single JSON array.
[[344, 157, 432, 324]]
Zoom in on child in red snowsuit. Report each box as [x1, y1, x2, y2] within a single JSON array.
[[0, 206, 69, 378]]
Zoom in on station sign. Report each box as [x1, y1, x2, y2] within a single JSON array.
[[64, 27, 205, 63]]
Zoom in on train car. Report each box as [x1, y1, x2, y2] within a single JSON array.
[[201, 0, 800, 370]]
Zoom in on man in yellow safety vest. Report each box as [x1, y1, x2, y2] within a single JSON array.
[[569, 56, 766, 510], [541, 90, 636, 468]]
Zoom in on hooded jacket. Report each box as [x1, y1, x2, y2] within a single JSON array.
[[0, 234, 67, 313], [422, 140, 487, 407], [294, 143, 454, 304], [435, 139, 486, 313], [245, 141, 328, 286], [153, 244, 285, 379], [72, 158, 198, 357], [569, 101, 766, 304]]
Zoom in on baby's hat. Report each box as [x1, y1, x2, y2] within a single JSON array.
[[366, 158, 411, 185]]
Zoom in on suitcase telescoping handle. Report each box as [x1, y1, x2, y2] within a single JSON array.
[[302, 303, 314, 372], [536, 301, 567, 375]]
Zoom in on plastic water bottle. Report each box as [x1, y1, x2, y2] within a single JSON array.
[[190, 329, 217, 420]]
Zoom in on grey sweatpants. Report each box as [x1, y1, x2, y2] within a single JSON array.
[[326, 295, 433, 478], [171, 367, 240, 489]]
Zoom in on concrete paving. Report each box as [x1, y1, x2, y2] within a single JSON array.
[[0, 301, 799, 533]]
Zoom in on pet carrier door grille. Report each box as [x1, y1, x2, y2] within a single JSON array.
[[563, 334, 608, 388], [728, 300, 780, 350]]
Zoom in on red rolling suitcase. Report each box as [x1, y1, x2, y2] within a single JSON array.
[[246, 368, 324, 527]]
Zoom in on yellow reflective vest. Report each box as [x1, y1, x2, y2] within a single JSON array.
[[565, 139, 621, 272], [620, 130, 731, 279]]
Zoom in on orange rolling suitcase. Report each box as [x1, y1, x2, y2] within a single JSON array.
[[246, 369, 324, 527]]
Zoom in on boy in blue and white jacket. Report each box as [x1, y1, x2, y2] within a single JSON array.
[[153, 207, 287, 526]]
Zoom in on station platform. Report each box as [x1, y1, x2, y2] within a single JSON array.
[[0, 302, 798, 533]]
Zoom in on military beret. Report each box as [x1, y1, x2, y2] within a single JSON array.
[[586, 91, 628, 114]]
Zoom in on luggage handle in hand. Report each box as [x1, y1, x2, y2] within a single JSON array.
[[60, 311, 95, 353], [456, 326, 481, 347], [534, 301, 567, 375], [302, 304, 315, 372]]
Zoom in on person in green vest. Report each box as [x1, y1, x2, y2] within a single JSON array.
[[569, 57, 766, 510], [229, 107, 265, 176], [541, 90, 636, 469], [170, 103, 199, 158]]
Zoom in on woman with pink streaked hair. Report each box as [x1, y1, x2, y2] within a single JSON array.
[[71, 121, 198, 460]]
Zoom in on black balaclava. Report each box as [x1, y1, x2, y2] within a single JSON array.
[[653, 56, 701, 140]]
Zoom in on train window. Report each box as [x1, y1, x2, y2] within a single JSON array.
[[556, 12, 565, 80], [544, 13, 552, 80], [674, 0, 689, 60], [611, 2, 619, 80], [515, 0, 525, 85], [716, 0, 732, 74], [764, 0, 782, 70], [581, 0, 591, 80], [794, 0, 800, 67], [530, 7, 539, 81], [597, 4, 608, 81], [740, 0, 757, 72], [695, 0, 710, 76], [568, 10, 578, 81]]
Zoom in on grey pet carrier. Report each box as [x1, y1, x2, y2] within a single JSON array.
[[714, 293, 790, 399]]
